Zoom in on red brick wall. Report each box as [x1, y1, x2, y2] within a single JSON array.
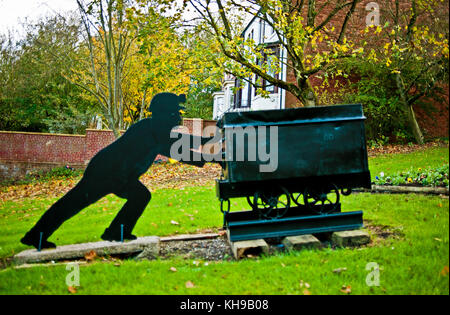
[[0, 132, 86, 164], [84, 129, 119, 164], [414, 86, 450, 139], [0, 118, 217, 180]]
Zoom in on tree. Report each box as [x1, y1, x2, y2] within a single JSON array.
[[187, 0, 364, 107], [132, 8, 192, 120], [0, 33, 22, 131], [126, 3, 223, 121], [74, 0, 138, 138], [75, 0, 196, 134], [356, 0, 449, 144], [174, 23, 224, 119], [0, 15, 97, 133]]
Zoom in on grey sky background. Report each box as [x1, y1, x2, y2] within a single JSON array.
[[0, 0, 250, 39], [0, 0, 77, 35], [0, 0, 196, 37]]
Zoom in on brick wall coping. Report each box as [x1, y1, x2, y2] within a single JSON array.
[[0, 120, 218, 138], [1, 160, 86, 167], [85, 129, 126, 133], [0, 130, 85, 137], [201, 120, 218, 123]]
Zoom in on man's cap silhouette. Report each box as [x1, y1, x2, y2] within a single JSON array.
[[148, 93, 186, 114]]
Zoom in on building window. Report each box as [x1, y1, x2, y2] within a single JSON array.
[[255, 45, 280, 95], [232, 78, 252, 108]]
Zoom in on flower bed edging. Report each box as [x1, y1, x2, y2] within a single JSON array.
[[355, 185, 449, 195]]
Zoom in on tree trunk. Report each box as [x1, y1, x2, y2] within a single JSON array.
[[395, 73, 424, 144], [139, 88, 147, 121], [104, 110, 121, 139], [406, 104, 424, 144], [297, 77, 317, 107]]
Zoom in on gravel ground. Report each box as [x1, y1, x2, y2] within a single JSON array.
[[159, 236, 233, 261], [158, 223, 401, 261], [159, 236, 291, 261]]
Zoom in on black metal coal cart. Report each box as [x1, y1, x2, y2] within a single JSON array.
[[215, 104, 371, 242]]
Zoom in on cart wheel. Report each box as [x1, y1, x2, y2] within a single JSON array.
[[341, 188, 352, 196], [220, 198, 231, 214], [304, 183, 340, 214], [290, 192, 304, 206], [246, 195, 255, 209], [253, 186, 290, 219]]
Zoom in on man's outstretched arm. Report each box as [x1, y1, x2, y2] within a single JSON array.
[[168, 146, 222, 168], [162, 134, 206, 168], [170, 132, 218, 150]]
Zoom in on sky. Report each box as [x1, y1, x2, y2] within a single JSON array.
[[0, 0, 251, 38], [0, 0, 197, 37], [0, 0, 77, 35]]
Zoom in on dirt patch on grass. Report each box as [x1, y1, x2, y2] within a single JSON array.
[[364, 220, 405, 242], [0, 257, 13, 270]]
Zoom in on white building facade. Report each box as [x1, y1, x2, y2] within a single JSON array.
[[212, 15, 289, 120]]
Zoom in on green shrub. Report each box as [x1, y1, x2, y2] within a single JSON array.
[[339, 60, 414, 145], [25, 166, 83, 182], [344, 92, 413, 146]]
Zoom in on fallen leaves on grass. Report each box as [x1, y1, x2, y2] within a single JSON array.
[[300, 280, 311, 295], [299, 280, 310, 289], [340, 285, 352, 294], [84, 250, 98, 261], [0, 179, 76, 201], [141, 163, 221, 192], [440, 266, 449, 277], [367, 141, 447, 157], [185, 281, 195, 288], [68, 286, 77, 294], [0, 163, 222, 201], [2, 142, 446, 202], [333, 267, 347, 274]]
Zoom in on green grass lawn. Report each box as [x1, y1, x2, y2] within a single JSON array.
[[0, 185, 225, 258], [0, 146, 448, 295], [368, 146, 449, 180]]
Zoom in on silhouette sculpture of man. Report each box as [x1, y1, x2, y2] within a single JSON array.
[[21, 92, 213, 249]]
